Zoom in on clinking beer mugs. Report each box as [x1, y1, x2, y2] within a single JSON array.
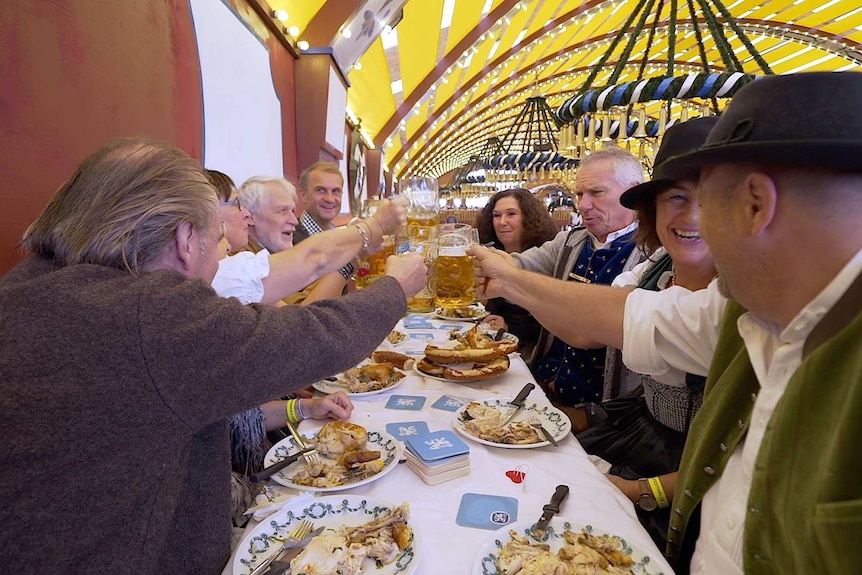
[[354, 199, 395, 289], [435, 223, 479, 308], [400, 176, 439, 244]]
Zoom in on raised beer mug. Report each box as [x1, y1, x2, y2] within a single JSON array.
[[405, 241, 438, 313], [434, 223, 479, 308], [354, 199, 394, 289], [399, 176, 439, 244]]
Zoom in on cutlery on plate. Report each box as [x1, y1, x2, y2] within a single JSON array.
[[528, 413, 558, 447], [249, 520, 320, 575], [266, 525, 325, 574], [499, 382, 535, 426], [493, 328, 506, 341], [249, 447, 314, 483], [535, 484, 569, 532], [284, 419, 320, 467]]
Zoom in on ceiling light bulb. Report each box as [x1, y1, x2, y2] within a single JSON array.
[[353, 61, 362, 70], [342, 28, 352, 39], [273, 9, 288, 22], [288, 26, 300, 37], [298, 40, 310, 50]]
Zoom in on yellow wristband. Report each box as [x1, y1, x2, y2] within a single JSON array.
[[285, 399, 301, 425], [647, 476, 669, 509]]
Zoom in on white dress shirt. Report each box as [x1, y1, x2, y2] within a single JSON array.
[[623, 246, 862, 574], [211, 249, 271, 304]]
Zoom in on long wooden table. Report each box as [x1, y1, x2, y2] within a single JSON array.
[[224, 315, 675, 574]]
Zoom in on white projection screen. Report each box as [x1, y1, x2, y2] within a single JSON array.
[[189, 0, 284, 185]]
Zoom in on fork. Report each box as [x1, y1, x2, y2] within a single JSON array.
[[284, 418, 321, 466], [528, 413, 558, 447], [249, 519, 314, 575]]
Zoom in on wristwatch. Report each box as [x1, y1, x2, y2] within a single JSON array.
[[636, 478, 658, 511]]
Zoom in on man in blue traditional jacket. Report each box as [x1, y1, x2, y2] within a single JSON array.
[[513, 146, 647, 428]]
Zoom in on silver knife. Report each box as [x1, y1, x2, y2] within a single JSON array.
[[250, 447, 313, 483], [499, 382, 535, 426], [250, 526, 325, 575], [536, 422, 559, 447], [264, 526, 326, 574], [535, 484, 569, 532]]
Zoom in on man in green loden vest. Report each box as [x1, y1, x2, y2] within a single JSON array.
[[470, 71, 862, 574]]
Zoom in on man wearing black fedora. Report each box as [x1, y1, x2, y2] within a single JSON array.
[[470, 71, 862, 573]]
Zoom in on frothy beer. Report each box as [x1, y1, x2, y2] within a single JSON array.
[[435, 247, 475, 308]]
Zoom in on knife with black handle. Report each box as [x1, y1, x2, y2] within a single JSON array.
[[499, 382, 535, 426], [535, 484, 570, 531], [250, 447, 313, 483]]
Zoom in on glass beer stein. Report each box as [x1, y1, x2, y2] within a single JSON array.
[[405, 241, 438, 313], [434, 223, 479, 308], [399, 176, 439, 244], [354, 199, 395, 288]]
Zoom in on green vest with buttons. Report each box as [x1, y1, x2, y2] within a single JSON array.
[[667, 274, 862, 574]]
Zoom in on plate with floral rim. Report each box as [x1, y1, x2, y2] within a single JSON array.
[[262, 426, 402, 492], [472, 517, 670, 575], [233, 494, 420, 575]]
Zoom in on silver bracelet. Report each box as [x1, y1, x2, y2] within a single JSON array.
[[296, 398, 306, 420], [353, 221, 370, 254]]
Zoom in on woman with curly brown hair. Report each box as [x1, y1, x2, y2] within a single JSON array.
[[474, 188, 558, 358]]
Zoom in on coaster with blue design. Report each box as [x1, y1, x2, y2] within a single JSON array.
[[385, 421, 431, 439], [455, 493, 519, 530], [408, 332, 435, 341], [403, 315, 434, 328], [437, 322, 466, 331], [431, 395, 468, 412], [405, 429, 470, 462], [384, 394, 427, 411]]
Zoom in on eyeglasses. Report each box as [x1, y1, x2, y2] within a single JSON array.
[[219, 197, 242, 211]]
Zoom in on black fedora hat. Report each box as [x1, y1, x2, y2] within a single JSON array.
[[661, 71, 862, 175], [620, 116, 718, 210]]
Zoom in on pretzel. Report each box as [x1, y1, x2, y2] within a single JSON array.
[[424, 324, 516, 363], [416, 355, 510, 382], [371, 351, 415, 370]]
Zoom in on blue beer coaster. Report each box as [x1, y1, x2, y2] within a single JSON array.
[[431, 395, 469, 412], [384, 395, 427, 411], [456, 493, 519, 530], [385, 421, 431, 439], [404, 349, 425, 356], [408, 332, 435, 340], [403, 315, 434, 328], [437, 323, 466, 331], [405, 429, 470, 462]]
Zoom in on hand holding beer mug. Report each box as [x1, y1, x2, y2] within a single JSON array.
[[354, 199, 395, 288], [435, 223, 479, 308], [405, 231, 439, 313], [399, 176, 439, 243]]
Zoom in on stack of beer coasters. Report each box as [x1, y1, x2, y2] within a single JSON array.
[[404, 429, 470, 485]]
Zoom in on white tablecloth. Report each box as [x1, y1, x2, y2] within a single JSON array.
[[224, 316, 675, 574]]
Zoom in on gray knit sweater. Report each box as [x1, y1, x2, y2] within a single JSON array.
[[0, 257, 406, 573]]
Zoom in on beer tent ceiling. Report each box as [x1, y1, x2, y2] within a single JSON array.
[[272, 0, 862, 181]]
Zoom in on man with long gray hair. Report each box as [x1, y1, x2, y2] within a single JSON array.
[[0, 137, 426, 572]]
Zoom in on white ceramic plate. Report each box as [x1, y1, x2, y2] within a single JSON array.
[[263, 426, 402, 492], [453, 399, 571, 448], [233, 494, 420, 575], [473, 517, 668, 575], [433, 304, 489, 322], [311, 367, 408, 398]]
